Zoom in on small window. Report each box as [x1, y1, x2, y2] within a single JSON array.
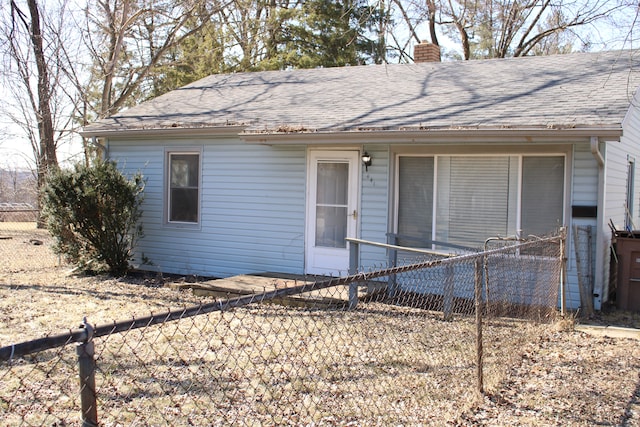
[[168, 152, 200, 223]]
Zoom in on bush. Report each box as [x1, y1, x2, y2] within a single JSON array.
[[43, 160, 145, 276]]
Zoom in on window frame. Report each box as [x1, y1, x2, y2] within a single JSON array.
[[393, 151, 567, 250], [165, 148, 202, 228]]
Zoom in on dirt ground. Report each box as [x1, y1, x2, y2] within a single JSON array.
[[1, 228, 640, 426]]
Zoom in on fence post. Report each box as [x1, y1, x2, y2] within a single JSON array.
[[77, 320, 98, 427], [349, 241, 359, 309], [560, 229, 567, 317], [474, 258, 484, 395], [387, 235, 398, 299], [443, 264, 454, 321]]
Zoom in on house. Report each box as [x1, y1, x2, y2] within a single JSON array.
[[82, 46, 640, 311]]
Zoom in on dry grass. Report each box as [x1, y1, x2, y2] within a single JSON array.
[[1, 226, 640, 426]]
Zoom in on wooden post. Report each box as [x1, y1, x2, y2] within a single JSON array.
[[77, 322, 98, 427], [475, 258, 484, 394]]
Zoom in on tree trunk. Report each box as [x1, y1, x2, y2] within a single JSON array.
[[27, 0, 57, 169], [456, 22, 471, 60], [427, 0, 439, 47], [22, 0, 58, 226]]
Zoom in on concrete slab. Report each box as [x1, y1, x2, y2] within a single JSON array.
[[575, 324, 640, 339]]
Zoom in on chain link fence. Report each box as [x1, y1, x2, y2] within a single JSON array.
[[0, 207, 60, 275], [573, 224, 595, 316], [0, 232, 564, 426]]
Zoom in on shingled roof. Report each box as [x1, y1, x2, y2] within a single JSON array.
[[82, 50, 640, 136]]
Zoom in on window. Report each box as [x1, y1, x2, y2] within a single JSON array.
[[315, 161, 349, 248], [397, 157, 433, 245], [521, 156, 564, 236], [167, 152, 200, 223], [435, 156, 518, 246], [396, 155, 564, 249]]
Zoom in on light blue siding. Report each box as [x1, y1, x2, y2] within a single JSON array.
[[571, 144, 599, 206], [395, 255, 557, 307], [359, 146, 390, 267], [105, 131, 637, 314], [564, 144, 599, 310], [109, 137, 306, 278]]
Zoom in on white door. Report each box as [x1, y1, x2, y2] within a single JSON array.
[[306, 150, 359, 275]]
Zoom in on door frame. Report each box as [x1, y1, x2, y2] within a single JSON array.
[[305, 149, 361, 275]]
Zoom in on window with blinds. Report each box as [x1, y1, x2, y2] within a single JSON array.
[[397, 157, 434, 246], [396, 154, 564, 249], [521, 156, 564, 237], [437, 156, 517, 247]]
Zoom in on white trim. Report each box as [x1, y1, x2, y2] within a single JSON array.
[[432, 157, 438, 246], [81, 125, 246, 139], [242, 128, 623, 145], [305, 149, 360, 275], [516, 156, 523, 236], [164, 147, 203, 229], [595, 143, 607, 310]]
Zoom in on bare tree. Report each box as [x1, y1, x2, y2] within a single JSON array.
[[216, 0, 280, 71], [8, 0, 57, 182], [387, 0, 638, 60], [81, 0, 223, 119], [1, 0, 82, 214]]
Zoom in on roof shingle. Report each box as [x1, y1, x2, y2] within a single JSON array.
[[82, 50, 640, 135]]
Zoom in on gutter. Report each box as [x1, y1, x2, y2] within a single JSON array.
[[241, 127, 624, 145], [86, 136, 108, 160], [80, 125, 247, 139], [589, 134, 608, 311], [590, 136, 605, 167], [79, 124, 624, 143]]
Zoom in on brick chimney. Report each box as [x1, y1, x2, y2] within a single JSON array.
[[414, 41, 441, 63]]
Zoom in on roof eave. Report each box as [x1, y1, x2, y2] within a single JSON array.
[[79, 125, 247, 139], [240, 126, 624, 145], [80, 124, 624, 144]]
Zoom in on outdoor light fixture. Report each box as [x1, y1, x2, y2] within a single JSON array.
[[362, 152, 372, 171]]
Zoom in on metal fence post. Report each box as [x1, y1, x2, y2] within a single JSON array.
[[560, 229, 567, 317], [77, 320, 98, 427], [474, 258, 484, 394], [443, 264, 454, 321], [387, 235, 398, 299], [349, 241, 359, 309]]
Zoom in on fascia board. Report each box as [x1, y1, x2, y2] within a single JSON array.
[[80, 125, 247, 139], [240, 127, 624, 145]]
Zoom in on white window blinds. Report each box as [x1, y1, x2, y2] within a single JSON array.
[[521, 156, 564, 236], [437, 156, 515, 247], [396, 154, 563, 249], [397, 157, 434, 246]]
